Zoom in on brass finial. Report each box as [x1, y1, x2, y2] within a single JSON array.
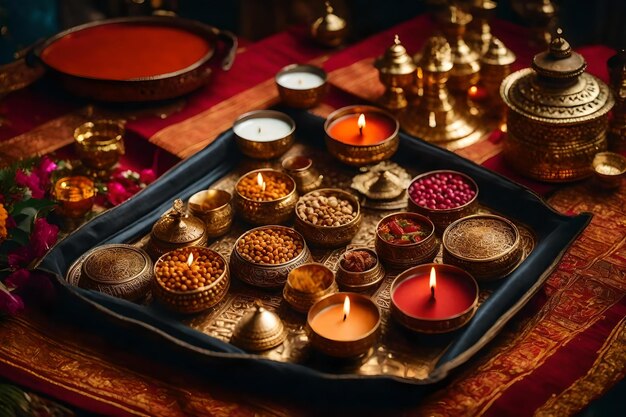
[[481, 37, 516, 66], [325, 1, 333, 14], [417, 35, 453, 73], [394, 34, 400, 45], [549, 28, 572, 58]]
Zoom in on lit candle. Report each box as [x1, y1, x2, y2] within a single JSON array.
[[256, 172, 267, 192], [467, 85, 488, 102], [326, 112, 396, 146], [276, 71, 325, 90]]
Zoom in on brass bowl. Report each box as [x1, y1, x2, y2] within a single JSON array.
[[74, 119, 125, 172], [282, 155, 323, 194], [375, 212, 439, 271], [592, 152, 626, 189], [407, 170, 479, 234], [229, 226, 313, 288], [294, 188, 362, 248], [283, 263, 338, 313], [335, 248, 386, 292], [53, 176, 96, 218], [188, 189, 233, 238], [275, 64, 328, 109], [442, 214, 523, 282], [232, 110, 295, 160], [67, 244, 153, 301], [233, 168, 299, 225], [324, 105, 400, 167], [153, 246, 230, 314], [390, 263, 478, 334]]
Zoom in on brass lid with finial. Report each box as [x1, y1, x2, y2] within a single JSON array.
[[415, 35, 453, 73], [311, 1, 347, 47], [481, 37, 516, 66], [230, 300, 287, 352], [375, 35, 417, 76], [531, 28, 586, 79], [147, 199, 207, 259]]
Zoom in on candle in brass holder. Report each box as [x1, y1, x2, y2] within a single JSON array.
[[479, 37, 516, 120], [310, 1, 347, 48], [592, 152, 626, 190], [437, 5, 481, 94], [276, 64, 327, 109], [281, 155, 323, 194], [188, 189, 233, 239], [467, 0, 497, 56], [54, 176, 95, 218], [402, 35, 486, 150], [74, 120, 125, 176], [607, 49, 626, 153], [501, 29, 614, 182], [374, 35, 417, 110], [233, 110, 295, 160], [230, 300, 287, 351]]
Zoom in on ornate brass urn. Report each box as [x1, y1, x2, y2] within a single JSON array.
[[374, 35, 417, 110]]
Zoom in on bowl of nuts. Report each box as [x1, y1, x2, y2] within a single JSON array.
[[336, 248, 385, 291], [283, 263, 338, 313], [375, 212, 439, 270], [234, 168, 299, 225], [230, 225, 313, 288], [294, 188, 362, 248], [407, 170, 479, 234], [153, 246, 230, 314]]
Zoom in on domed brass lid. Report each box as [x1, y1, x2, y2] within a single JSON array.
[[415, 35, 453, 73], [531, 29, 586, 78], [230, 300, 287, 352], [481, 37, 516, 66], [312, 1, 346, 34], [439, 4, 472, 27], [151, 199, 206, 245], [375, 35, 416, 76]]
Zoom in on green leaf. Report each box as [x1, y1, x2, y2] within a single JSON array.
[[12, 199, 56, 215], [7, 228, 29, 247]]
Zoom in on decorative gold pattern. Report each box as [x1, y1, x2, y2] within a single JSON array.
[[444, 216, 517, 259]]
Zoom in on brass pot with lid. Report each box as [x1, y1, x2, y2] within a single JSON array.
[[501, 29, 614, 182], [374, 35, 417, 110], [147, 199, 207, 259]]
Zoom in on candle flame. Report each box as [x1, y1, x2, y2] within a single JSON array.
[[468, 85, 478, 96], [256, 172, 266, 192], [357, 113, 366, 130], [343, 296, 350, 321], [187, 252, 194, 267], [430, 267, 436, 300]]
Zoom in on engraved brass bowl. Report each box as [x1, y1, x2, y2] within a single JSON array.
[[74, 119, 125, 173], [275, 64, 328, 109], [294, 188, 361, 248], [53, 176, 96, 218], [407, 170, 479, 234], [233, 168, 298, 225], [188, 189, 233, 238], [442, 214, 523, 282], [335, 248, 386, 291], [282, 155, 323, 194], [374, 212, 439, 271], [229, 226, 313, 288], [153, 246, 230, 314], [67, 243, 153, 301], [592, 152, 626, 189], [233, 110, 295, 160], [283, 263, 338, 313], [324, 105, 400, 167]]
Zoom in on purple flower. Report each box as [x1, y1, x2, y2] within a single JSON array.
[[5, 269, 30, 290], [15, 170, 45, 199], [35, 156, 57, 187], [0, 285, 24, 315], [8, 245, 33, 268], [139, 168, 157, 185], [30, 218, 58, 258], [106, 181, 133, 206]]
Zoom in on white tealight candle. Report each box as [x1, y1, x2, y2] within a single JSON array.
[[233, 117, 293, 142], [276, 72, 325, 90]]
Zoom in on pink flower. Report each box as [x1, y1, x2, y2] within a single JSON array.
[[15, 170, 45, 198], [30, 218, 58, 258], [8, 245, 33, 268], [5, 269, 30, 290], [106, 181, 133, 206], [35, 156, 57, 188], [0, 285, 24, 315], [139, 168, 156, 185]]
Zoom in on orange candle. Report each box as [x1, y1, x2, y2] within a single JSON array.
[[327, 112, 396, 146], [309, 294, 379, 341]]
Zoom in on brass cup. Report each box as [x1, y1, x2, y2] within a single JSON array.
[[276, 64, 328, 109], [188, 189, 233, 238], [335, 248, 386, 292], [74, 120, 125, 173], [153, 246, 230, 314], [592, 152, 626, 189], [374, 212, 439, 271], [294, 188, 362, 248], [282, 155, 323, 194], [233, 110, 295, 160], [407, 170, 479, 234], [233, 168, 299, 225], [390, 263, 478, 334], [324, 105, 400, 167], [307, 292, 381, 358], [229, 226, 313, 288], [54, 176, 95, 218], [283, 263, 338, 313]]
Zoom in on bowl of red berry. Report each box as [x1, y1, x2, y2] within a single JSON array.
[[407, 170, 479, 233], [375, 212, 439, 270]]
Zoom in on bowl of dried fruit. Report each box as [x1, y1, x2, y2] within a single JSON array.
[[230, 225, 313, 288], [153, 246, 230, 314], [335, 248, 385, 291], [375, 212, 439, 270], [294, 188, 362, 248], [283, 263, 338, 313]]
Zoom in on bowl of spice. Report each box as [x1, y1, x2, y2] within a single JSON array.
[[375, 212, 439, 270], [153, 246, 230, 314], [283, 263, 338, 313], [234, 168, 298, 225], [230, 225, 313, 288], [294, 188, 362, 248], [336, 248, 385, 291], [407, 170, 479, 233]]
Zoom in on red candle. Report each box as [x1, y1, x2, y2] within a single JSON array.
[[327, 113, 396, 146], [467, 85, 488, 102]]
